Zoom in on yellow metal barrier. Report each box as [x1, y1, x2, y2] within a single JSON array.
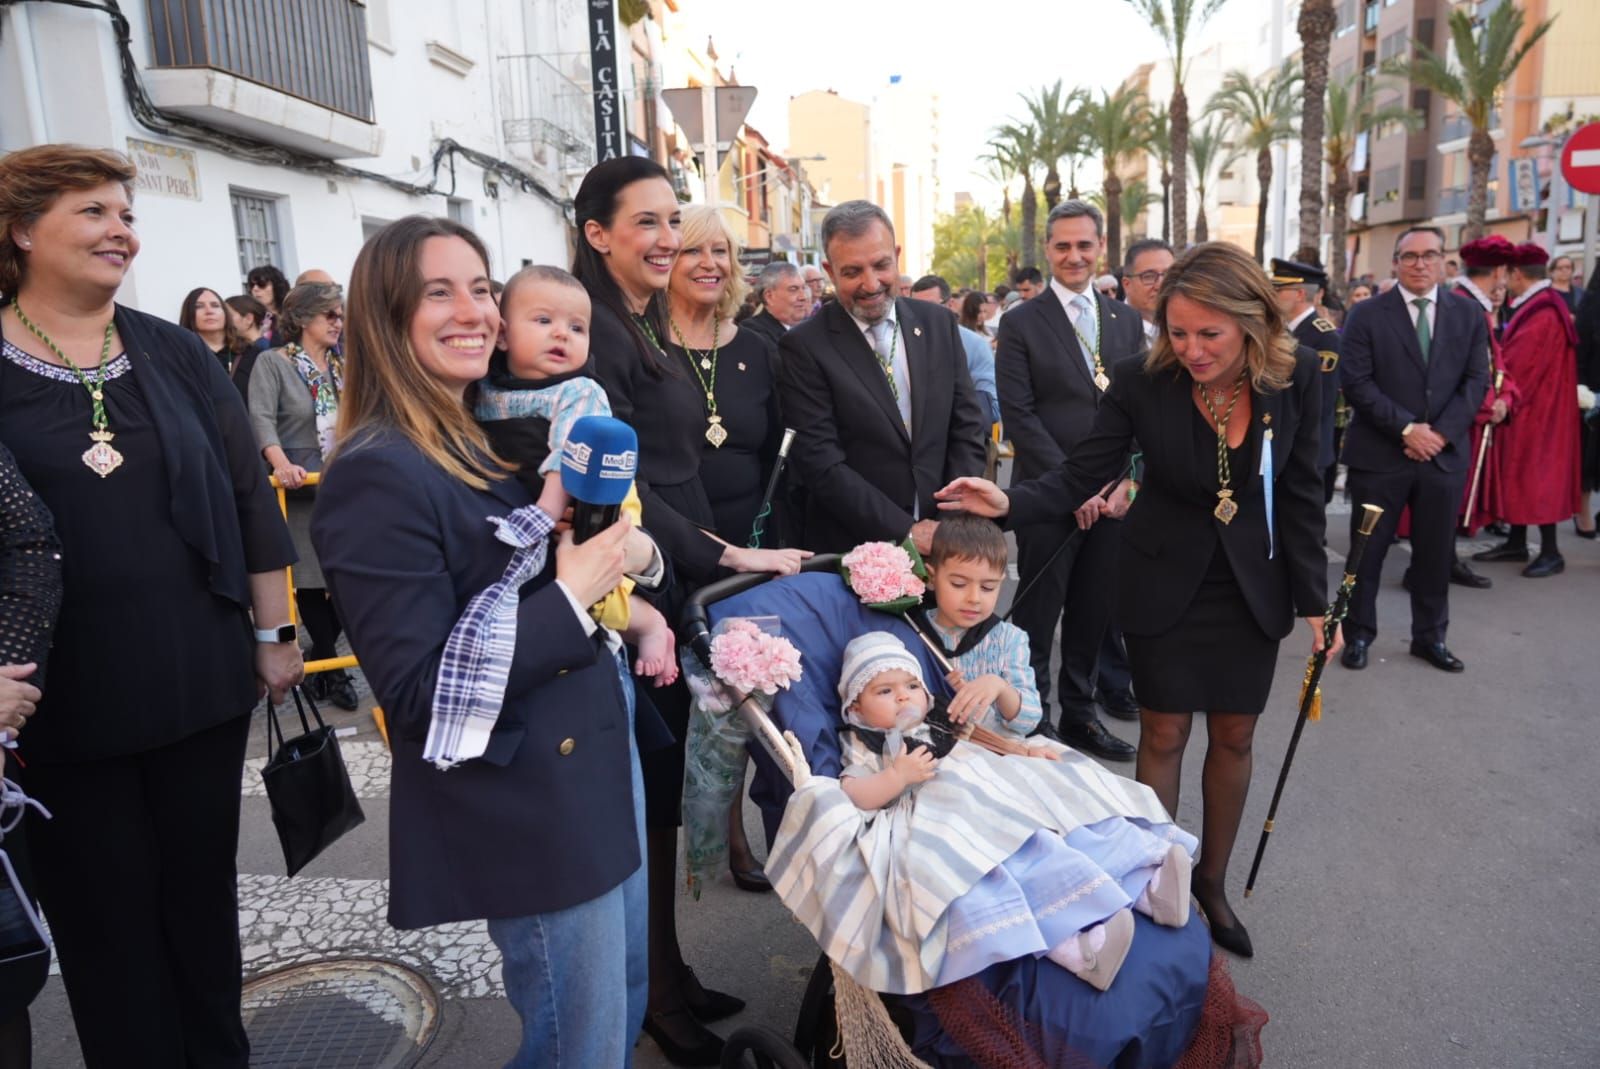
[[271, 472, 390, 749]]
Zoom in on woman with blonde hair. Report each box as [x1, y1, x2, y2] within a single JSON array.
[[938, 241, 1335, 961]]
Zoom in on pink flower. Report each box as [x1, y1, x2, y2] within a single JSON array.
[[709, 619, 804, 695], [843, 542, 925, 604]]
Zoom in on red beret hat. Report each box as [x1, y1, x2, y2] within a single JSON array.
[[1513, 241, 1550, 267], [1458, 234, 1517, 268]]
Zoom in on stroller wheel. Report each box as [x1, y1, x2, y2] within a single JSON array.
[[721, 1025, 810, 1069]]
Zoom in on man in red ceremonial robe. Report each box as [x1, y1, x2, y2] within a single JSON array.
[[1472, 241, 1582, 577], [1453, 237, 1521, 537]]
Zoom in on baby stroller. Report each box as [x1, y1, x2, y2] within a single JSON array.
[[680, 560, 1266, 1069]]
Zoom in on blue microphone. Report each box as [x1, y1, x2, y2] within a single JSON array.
[[560, 415, 638, 543]]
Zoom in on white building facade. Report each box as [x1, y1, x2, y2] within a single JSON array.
[[0, 0, 614, 317]]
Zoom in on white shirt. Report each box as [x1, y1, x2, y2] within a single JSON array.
[[1142, 317, 1159, 345], [1049, 277, 1099, 375], [1455, 276, 1494, 313], [1510, 278, 1552, 310], [1399, 283, 1439, 336], [1286, 306, 1316, 332]]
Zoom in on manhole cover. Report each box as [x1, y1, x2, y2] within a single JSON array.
[[243, 958, 440, 1068]]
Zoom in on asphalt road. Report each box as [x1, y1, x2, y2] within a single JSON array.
[[28, 478, 1600, 1068]]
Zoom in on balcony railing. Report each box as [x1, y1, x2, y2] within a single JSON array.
[[146, 0, 374, 122], [1439, 110, 1499, 145], [1437, 186, 1468, 214], [499, 54, 595, 178]]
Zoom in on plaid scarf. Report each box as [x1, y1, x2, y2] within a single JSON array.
[[423, 505, 556, 769]]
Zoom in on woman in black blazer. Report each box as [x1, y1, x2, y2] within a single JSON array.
[[940, 242, 1337, 959], [312, 216, 666, 1066], [572, 157, 807, 1065]]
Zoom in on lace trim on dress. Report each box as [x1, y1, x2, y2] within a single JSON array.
[[1, 339, 131, 383]]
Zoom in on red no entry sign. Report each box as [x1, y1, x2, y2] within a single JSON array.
[[1561, 122, 1600, 195]]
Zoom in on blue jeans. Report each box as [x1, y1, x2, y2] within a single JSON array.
[[487, 653, 648, 1068]]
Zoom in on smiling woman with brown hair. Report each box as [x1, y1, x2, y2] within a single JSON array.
[[0, 143, 300, 1067], [939, 241, 1333, 962]]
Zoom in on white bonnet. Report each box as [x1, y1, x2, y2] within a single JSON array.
[[838, 632, 925, 710]]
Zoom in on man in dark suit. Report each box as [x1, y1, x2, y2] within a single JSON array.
[[996, 199, 1144, 760], [1271, 258, 1342, 492], [779, 201, 989, 555], [743, 261, 810, 348], [1339, 226, 1489, 673]]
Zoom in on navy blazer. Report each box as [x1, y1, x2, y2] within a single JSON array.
[[1008, 349, 1328, 639], [1338, 285, 1489, 474], [995, 287, 1147, 484], [778, 298, 989, 553], [312, 429, 652, 928]]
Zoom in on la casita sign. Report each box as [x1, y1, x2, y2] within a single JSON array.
[[588, 0, 625, 162]]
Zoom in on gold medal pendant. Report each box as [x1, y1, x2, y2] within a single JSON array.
[[1214, 488, 1238, 525], [1094, 370, 1110, 391], [705, 415, 728, 448], [83, 430, 124, 478]]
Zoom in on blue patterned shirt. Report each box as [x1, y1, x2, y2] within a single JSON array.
[[926, 615, 1042, 738]]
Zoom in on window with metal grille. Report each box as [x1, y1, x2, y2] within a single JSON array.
[[231, 190, 284, 285]]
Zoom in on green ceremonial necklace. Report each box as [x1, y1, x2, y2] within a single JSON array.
[[669, 313, 727, 448], [1198, 373, 1245, 525], [14, 303, 124, 477]]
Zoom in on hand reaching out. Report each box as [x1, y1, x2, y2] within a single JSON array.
[[946, 674, 1008, 725]]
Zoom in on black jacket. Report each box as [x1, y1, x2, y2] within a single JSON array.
[[742, 308, 788, 349], [1338, 285, 1489, 474], [1290, 311, 1342, 471], [1007, 350, 1328, 639], [995, 286, 1147, 484], [778, 298, 988, 553], [313, 429, 659, 927]]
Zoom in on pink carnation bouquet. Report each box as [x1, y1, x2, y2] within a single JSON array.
[[840, 539, 928, 613], [708, 617, 804, 698]]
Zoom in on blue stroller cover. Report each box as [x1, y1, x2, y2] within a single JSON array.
[[703, 572, 1214, 1067]]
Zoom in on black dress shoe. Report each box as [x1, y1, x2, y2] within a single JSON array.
[[1522, 552, 1566, 578], [1341, 639, 1369, 670], [322, 669, 360, 711], [729, 863, 772, 894], [1573, 517, 1597, 540], [1027, 720, 1063, 742], [642, 1008, 723, 1066], [1449, 560, 1493, 589], [1472, 541, 1530, 563], [679, 967, 744, 1022], [1409, 642, 1464, 672], [1193, 884, 1254, 959], [1098, 690, 1141, 722], [1058, 720, 1136, 761]]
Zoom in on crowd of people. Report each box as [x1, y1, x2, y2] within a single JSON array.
[[0, 139, 1593, 1068]]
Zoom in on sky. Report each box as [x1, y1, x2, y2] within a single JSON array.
[[668, 0, 1271, 208]]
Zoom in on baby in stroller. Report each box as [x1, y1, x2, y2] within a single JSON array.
[[816, 630, 1195, 996]]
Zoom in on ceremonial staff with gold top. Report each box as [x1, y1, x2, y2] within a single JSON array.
[[1245, 503, 1383, 897], [1462, 367, 1504, 529]]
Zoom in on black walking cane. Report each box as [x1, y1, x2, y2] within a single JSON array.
[[1244, 503, 1384, 897], [747, 428, 797, 549]]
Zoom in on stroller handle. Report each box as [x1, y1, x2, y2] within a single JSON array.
[[678, 554, 842, 786]]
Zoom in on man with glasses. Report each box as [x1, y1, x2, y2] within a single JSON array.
[[1121, 239, 1174, 345], [801, 263, 827, 315], [995, 200, 1144, 759], [1338, 227, 1489, 674]]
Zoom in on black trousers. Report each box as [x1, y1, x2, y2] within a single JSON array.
[[1346, 462, 1467, 645], [1012, 517, 1119, 729], [22, 716, 252, 1068], [1096, 626, 1134, 700]]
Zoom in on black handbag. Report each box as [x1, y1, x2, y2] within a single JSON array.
[[262, 684, 365, 876]]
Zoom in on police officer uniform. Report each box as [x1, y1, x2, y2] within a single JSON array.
[[1271, 258, 1341, 493]]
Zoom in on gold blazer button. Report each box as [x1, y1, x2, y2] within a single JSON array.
[[558, 738, 576, 756]]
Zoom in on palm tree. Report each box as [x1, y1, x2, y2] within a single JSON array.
[[1089, 178, 1155, 238], [1294, 0, 1337, 263], [1145, 103, 1173, 243], [1083, 84, 1153, 267], [1386, 2, 1556, 241], [985, 123, 1042, 269], [1022, 81, 1089, 209], [1188, 116, 1239, 244], [1323, 76, 1422, 297], [1206, 60, 1300, 262], [1124, 0, 1231, 248]]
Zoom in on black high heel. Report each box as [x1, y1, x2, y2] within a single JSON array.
[[1193, 882, 1254, 959], [680, 965, 745, 1022], [1576, 516, 1598, 540]]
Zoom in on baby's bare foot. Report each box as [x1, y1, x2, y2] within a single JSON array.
[[636, 626, 678, 686]]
